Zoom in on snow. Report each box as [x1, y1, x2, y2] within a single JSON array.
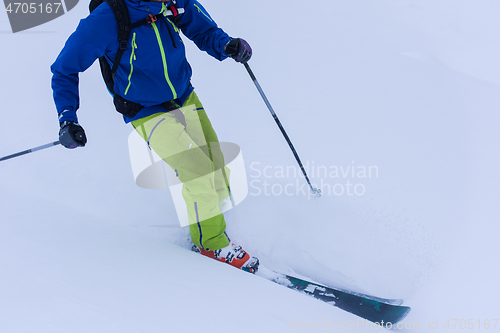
[[1, 0, 500, 332]]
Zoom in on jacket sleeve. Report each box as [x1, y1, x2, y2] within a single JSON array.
[[179, 0, 232, 61], [51, 5, 116, 123]]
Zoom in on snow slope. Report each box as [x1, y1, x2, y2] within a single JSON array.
[[1, 0, 500, 332]]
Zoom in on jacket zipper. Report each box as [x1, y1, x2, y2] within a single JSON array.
[[193, 4, 212, 22], [151, 21, 178, 99], [124, 32, 137, 96]]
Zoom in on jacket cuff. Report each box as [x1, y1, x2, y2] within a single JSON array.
[[221, 36, 233, 58], [58, 109, 78, 123]]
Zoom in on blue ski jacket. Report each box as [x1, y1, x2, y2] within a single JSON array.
[[51, 0, 231, 123]]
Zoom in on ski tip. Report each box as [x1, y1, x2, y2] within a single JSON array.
[[391, 306, 412, 325], [392, 299, 405, 306]]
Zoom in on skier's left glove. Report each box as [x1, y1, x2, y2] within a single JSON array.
[[59, 121, 87, 149], [225, 38, 252, 63]]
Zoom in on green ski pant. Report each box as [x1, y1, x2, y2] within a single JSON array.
[[132, 91, 231, 251]]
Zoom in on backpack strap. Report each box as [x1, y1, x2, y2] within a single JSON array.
[[129, 1, 184, 30], [166, 0, 184, 28], [104, 0, 131, 80], [89, 0, 131, 93], [129, 13, 163, 30]]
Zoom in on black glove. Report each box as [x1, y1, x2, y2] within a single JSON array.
[[59, 121, 87, 149], [224, 38, 252, 63]]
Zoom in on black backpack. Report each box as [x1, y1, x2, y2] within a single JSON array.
[[89, 0, 183, 117]]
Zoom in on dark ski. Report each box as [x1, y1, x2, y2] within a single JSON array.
[[257, 266, 411, 324]]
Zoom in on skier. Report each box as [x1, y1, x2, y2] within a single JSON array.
[[51, 0, 259, 273]]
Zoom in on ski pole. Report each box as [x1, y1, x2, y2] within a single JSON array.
[[244, 62, 321, 198], [0, 141, 61, 162]]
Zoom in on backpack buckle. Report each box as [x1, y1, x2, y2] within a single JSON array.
[[147, 14, 158, 23], [119, 40, 128, 50], [168, 4, 178, 16]]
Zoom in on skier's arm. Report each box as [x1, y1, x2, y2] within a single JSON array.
[[179, 0, 232, 61], [51, 6, 116, 123]]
